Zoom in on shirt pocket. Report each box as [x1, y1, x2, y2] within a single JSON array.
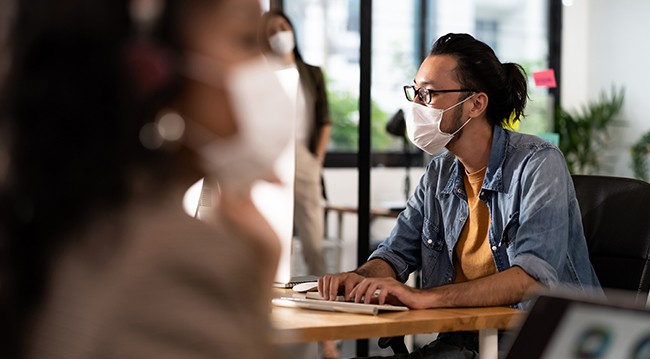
[[422, 218, 444, 252], [420, 217, 450, 287]]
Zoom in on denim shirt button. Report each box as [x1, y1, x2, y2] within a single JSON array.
[[427, 239, 433, 244], [491, 245, 497, 251]]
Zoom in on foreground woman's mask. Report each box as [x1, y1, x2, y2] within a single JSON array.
[[182, 54, 293, 195]]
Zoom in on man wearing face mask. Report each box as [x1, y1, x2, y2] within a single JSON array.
[[319, 33, 601, 358]]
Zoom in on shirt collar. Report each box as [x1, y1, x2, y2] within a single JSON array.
[[443, 125, 509, 194], [483, 125, 508, 192]]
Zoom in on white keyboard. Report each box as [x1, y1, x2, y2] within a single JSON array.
[[272, 296, 409, 315]]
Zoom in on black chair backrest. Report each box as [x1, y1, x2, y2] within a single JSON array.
[[571, 175, 650, 305]]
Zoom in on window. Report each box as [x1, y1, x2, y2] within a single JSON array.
[[283, 0, 553, 161], [424, 0, 552, 135], [475, 19, 499, 52]]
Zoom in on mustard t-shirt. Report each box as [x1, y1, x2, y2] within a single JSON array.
[[453, 167, 497, 283]]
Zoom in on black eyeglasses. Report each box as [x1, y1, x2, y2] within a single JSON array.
[[403, 85, 475, 105]]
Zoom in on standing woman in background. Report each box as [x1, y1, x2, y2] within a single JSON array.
[[260, 11, 337, 359], [260, 10, 331, 279], [0, 0, 291, 358]]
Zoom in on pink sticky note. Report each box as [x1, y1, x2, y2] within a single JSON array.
[[532, 69, 557, 88]]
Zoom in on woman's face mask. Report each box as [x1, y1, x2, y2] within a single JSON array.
[[405, 96, 474, 155], [268, 31, 295, 56]]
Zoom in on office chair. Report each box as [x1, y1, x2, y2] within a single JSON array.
[[571, 175, 650, 306]]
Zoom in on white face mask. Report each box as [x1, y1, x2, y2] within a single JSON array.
[[268, 31, 295, 56], [404, 96, 474, 155], [182, 54, 293, 195]]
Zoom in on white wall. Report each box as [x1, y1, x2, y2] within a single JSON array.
[[562, 0, 650, 177]]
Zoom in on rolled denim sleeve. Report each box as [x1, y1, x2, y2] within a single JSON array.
[[507, 147, 574, 288]]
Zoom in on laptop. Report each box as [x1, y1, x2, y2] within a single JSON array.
[[504, 292, 650, 359]]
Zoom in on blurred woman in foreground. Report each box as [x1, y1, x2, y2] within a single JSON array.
[[0, 0, 290, 358]]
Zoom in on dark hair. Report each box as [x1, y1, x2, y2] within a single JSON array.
[[430, 33, 528, 127], [260, 10, 305, 64], [0, 0, 212, 356]]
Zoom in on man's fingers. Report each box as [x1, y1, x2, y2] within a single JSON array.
[[377, 287, 388, 305], [364, 283, 379, 304], [352, 280, 368, 303], [318, 276, 328, 297], [327, 276, 340, 301]]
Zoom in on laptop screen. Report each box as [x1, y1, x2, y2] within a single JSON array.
[[505, 294, 650, 359]]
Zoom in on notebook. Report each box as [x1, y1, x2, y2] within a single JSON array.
[[273, 275, 319, 289], [504, 293, 650, 359], [272, 295, 409, 316]]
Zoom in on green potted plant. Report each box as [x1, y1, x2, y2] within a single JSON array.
[[631, 130, 650, 182], [554, 86, 625, 174]]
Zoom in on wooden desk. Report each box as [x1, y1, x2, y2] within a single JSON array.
[[271, 290, 523, 358]]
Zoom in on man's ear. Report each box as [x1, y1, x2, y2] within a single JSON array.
[[468, 92, 488, 118]]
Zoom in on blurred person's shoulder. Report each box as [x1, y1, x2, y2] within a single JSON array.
[[29, 190, 278, 359], [121, 192, 261, 279]]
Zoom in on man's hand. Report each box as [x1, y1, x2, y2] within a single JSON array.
[[349, 277, 428, 309], [327, 266, 543, 310], [318, 271, 366, 301], [318, 259, 399, 302]]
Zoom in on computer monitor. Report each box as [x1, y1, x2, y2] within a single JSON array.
[[182, 66, 300, 287], [251, 137, 295, 286]]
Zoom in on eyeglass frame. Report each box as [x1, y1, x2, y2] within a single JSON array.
[[403, 85, 476, 105]]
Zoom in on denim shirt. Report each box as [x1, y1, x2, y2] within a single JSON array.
[[370, 126, 601, 304]]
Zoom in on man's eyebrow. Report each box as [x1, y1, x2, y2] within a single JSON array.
[[413, 79, 434, 86]]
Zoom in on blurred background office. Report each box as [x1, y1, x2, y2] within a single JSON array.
[[262, 0, 650, 278], [262, 0, 650, 356]]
